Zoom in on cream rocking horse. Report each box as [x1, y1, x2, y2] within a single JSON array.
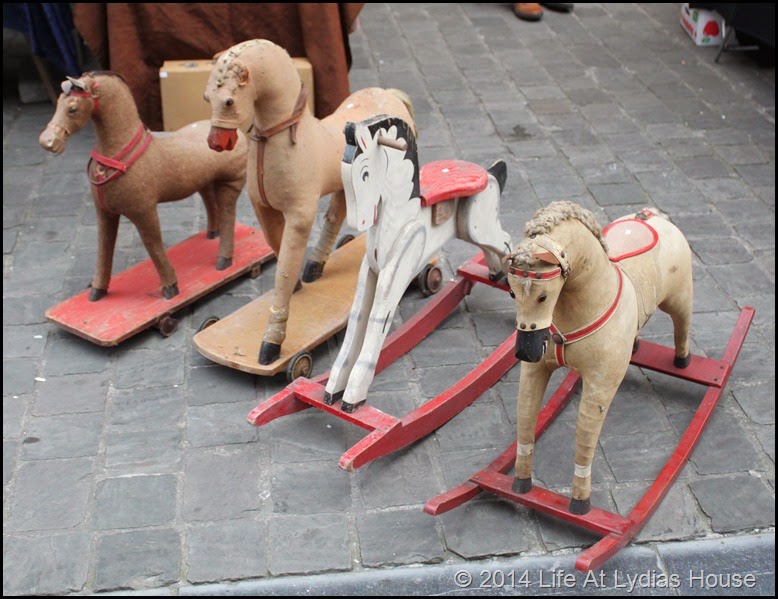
[[39, 71, 247, 300], [204, 39, 416, 365], [504, 201, 693, 514], [324, 115, 513, 413]]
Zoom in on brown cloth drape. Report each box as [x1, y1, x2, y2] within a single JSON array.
[[73, 3, 364, 130]]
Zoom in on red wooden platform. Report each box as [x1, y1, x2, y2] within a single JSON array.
[[423, 307, 755, 572], [46, 223, 274, 346], [247, 253, 519, 471]]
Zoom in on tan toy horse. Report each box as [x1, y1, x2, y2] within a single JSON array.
[[39, 71, 248, 300], [204, 39, 416, 365], [504, 201, 693, 515]]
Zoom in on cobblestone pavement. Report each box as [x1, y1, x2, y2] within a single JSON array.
[[3, 3, 774, 596]]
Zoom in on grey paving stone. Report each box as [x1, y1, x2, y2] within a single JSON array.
[[187, 364, 257, 406], [21, 412, 102, 460], [94, 474, 177, 529], [735, 163, 775, 188], [114, 348, 186, 390], [691, 236, 754, 266], [44, 334, 114, 375], [2, 533, 91, 595], [267, 513, 351, 576], [2, 294, 51, 326], [186, 520, 268, 584], [600, 430, 682, 484], [268, 409, 349, 464], [677, 156, 736, 180], [108, 385, 186, 430], [182, 447, 263, 522], [690, 475, 775, 533], [94, 528, 181, 592], [3, 393, 27, 437], [732, 381, 775, 427], [3, 439, 16, 485], [104, 427, 182, 472], [34, 372, 108, 415], [7, 457, 93, 531], [435, 399, 514, 453], [187, 401, 259, 448], [3, 357, 38, 395], [755, 426, 774, 463], [270, 459, 351, 515], [438, 499, 533, 559], [588, 182, 649, 206], [2, 324, 47, 358], [357, 508, 444, 567]]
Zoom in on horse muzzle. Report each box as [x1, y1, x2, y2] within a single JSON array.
[[207, 126, 239, 152], [515, 328, 550, 363], [39, 128, 66, 155]]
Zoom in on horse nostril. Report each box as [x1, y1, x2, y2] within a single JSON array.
[[225, 98, 234, 107]]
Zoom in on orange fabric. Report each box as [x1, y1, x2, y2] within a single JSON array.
[[73, 3, 364, 130]]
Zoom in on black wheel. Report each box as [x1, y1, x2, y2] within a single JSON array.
[[286, 351, 314, 383], [336, 234, 355, 249], [198, 315, 220, 333], [418, 263, 443, 297], [249, 263, 262, 279], [157, 316, 179, 337]]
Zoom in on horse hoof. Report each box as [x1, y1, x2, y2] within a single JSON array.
[[162, 284, 179, 300], [89, 287, 107, 302], [512, 477, 532, 494], [323, 390, 343, 406], [206, 229, 220, 239], [294, 279, 303, 293], [341, 399, 366, 414], [569, 498, 591, 515], [259, 342, 281, 365], [674, 353, 692, 369], [216, 256, 233, 270], [302, 261, 324, 283]]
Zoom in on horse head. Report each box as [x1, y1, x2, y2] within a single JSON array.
[[505, 234, 570, 362], [341, 115, 419, 232], [39, 74, 99, 155]]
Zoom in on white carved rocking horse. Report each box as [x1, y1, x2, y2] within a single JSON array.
[[324, 115, 513, 413], [504, 201, 693, 514], [204, 39, 416, 366]]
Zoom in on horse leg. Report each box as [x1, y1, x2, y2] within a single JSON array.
[[340, 237, 424, 413], [259, 214, 314, 365], [456, 180, 512, 279], [302, 191, 347, 283], [128, 209, 179, 299], [89, 206, 120, 301], [200, 183, 220, 240], [211, 181, 240, 270], [570, 377, 622, 515], [659, 281, 694, 368], [324, 260, 377, 404], [513, 361, 555, 493]]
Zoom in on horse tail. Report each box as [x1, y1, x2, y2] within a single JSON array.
[[387, 88, 418, 137]]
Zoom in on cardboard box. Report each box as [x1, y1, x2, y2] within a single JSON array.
[[159, 57, 315, 132], [680, 4, 724, 47]]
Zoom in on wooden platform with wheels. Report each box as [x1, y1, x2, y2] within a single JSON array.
[[193, 234, 368, 382], [246, 252, 518, 470], [45, 223, 274, 346], [423, 307, 755, 572]]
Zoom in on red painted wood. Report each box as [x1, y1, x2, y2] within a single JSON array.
[[423, 370, 581, 515], [419, 160, 488, 207], [246, 372, 328, 426], [339, 331, 518, 471], [424, 307, 755, 572], [46, 224, 273, 346], [474, 470, 631, 536]]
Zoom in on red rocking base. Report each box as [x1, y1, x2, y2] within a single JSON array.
[[46, 223, 274, 346], [247, 253, 518, 471], [423, 307, 755, 572]]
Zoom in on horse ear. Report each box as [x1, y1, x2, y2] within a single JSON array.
[[533, 251, 560, 265], [354, 124, 371, 152], [66, 76, 86, 92], [212, 50, 225, 61], [232, 61, 250, 86]]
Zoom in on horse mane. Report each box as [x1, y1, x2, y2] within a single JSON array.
[[83, 71, 127, 83], [212, 39, 276, 86], [344, 115, 420, 201], [510, 201, 608, 267]]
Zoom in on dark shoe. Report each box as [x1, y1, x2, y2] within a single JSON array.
[[513, 3, 543, 21], [541, 3, 573, 12]]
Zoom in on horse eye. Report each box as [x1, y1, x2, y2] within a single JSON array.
[[362, 171, 369, 182], [509, 289, 515, 299], [537, 293, 547, 303], [225, 98, 234, 107]]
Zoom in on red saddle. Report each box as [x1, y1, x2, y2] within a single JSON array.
[[602, 217, 659, 262], [419, 160, 488, 207]]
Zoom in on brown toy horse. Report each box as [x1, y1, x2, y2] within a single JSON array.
[[504, 201, 693, 515], [204, 39, 416, 365], [39, 71, 248, 300]]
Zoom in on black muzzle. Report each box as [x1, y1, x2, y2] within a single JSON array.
[[515, 328, 550, 362]]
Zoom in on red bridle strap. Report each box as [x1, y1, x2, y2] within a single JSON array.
[[508, 266, 563, 280], [549, 264, 624, 367], [68, 79, 99, 113]]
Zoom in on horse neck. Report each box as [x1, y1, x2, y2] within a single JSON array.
[[89, 77, 144, 155], [245, 50, 310, 129], [552, 220, 617, 325]]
